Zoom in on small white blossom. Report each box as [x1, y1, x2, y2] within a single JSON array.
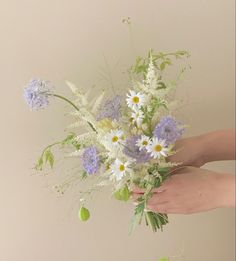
[[146, 137, 169, 159], [131, 110, 144, 127], [106, 129, 124, 145], [136, 135, 151, 151], [111, 159, 132, 181]]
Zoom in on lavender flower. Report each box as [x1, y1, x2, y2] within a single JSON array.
[[123, 135, 151, 163], [96, 95, 122, 121], [82, 146, 100, 175], [23, 78, 53, 110], [153, 116, 185, 145]]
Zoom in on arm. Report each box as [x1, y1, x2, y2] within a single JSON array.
[[201, 129, 235, 163], [169, 129, 236, 167]]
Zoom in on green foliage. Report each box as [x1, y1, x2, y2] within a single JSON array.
[[157, 81, 167, 90], [159, 258, 169, 261], [157, 166, 171, 175], [131, 49, 190, 77], [114, 185, 131, 201], [35, 132, 80, 171], [35, 156, 44, 171], [131, 193, 169, 233], [130, 165, 171, 233], [35, 148, 54, 171], [61, 132, 80, 150], [44, 149, 54, 169], [141, 97, 168, 135]]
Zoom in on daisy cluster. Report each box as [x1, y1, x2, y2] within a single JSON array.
[[24, 50, 189, 232]]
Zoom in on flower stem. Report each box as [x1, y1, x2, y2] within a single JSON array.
[[51, 94, 97, 133]]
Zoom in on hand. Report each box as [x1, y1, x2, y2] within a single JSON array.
[[133, 167, 235, 214], [168, 136, 206, 167]]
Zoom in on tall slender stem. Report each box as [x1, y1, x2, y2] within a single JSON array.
[[51, 94, 97, 133]]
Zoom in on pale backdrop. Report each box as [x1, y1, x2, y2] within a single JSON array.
[[0, 0, 235, 261]]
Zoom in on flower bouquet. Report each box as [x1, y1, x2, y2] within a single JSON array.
[[24, 50, 190, 232]]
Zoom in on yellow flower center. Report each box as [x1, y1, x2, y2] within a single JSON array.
[[112, 136, 119, 142], [142, 140, 148, 146], [132, 96, 140, 104], [119, 164, 125, 172], [154, 144, 162, 152]]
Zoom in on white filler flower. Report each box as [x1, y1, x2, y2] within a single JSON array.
[[131, 110, 144, 127], [146, 137, 169, 159], [111, 159, 131, 181], [126, 90, 146, 110]]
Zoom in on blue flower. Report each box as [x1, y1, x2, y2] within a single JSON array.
[[96, 95, 122, 121], [123, 135, 151, 163], [82, 146, 100, 175], [153, 116, 185, 145], [23, 78, 53, 110]]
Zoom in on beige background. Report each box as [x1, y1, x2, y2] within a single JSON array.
[[0, 0, 235, 260]]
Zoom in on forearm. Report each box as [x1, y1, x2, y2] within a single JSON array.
[[217, 173, 235, 208], [200, 129, 235, 163]]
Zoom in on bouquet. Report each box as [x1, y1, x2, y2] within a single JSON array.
[[24, 50, 190, 232]]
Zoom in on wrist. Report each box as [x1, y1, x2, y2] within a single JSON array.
[[194, 134, 208, 166], [197, 132, 217, 165]]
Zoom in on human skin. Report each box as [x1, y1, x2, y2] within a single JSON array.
[[132, 129, 236, 214], [133, 167, 235, 214], [168, 129, 236, 167]]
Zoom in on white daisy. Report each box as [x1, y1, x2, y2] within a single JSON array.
[[146, 137, 169, 159], [126, 90, 146, 110], [136, 135, 151, 151], [131, 110, 144, 127], [106, 129, 125, 146], [111, 159, 131, 181]]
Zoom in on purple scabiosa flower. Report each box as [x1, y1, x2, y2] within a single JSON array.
[[153, 116, 185, 145], [123, 135, 151, 163], [23, 78, 53, 111], [82, 146, 100, 175], [96, 95, 122, 121]]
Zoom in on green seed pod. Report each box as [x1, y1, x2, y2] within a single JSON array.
[[114, 186, 130, 202], [78, 206, 90, 221]]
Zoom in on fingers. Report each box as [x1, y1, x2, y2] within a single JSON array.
[[132, 179, 171, 194], [132, 189, 169, 207]]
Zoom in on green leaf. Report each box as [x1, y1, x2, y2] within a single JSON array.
[[35, 157, 43, 171], [44, 149, 54, 169], [145, 211, 158, 232], [158, 167, 171, 175], [61, 133, 80, 150], [157, 82, 167, 90], [160, 62, 166, 71], [159, 258, 169, 261]]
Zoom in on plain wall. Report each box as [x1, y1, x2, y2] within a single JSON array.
[[0, 0, 235, 260]]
